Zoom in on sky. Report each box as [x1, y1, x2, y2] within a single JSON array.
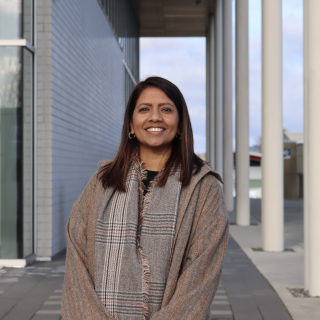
[[140, 0, 303, 153]]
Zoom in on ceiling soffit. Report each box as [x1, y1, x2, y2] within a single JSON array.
[[133, 0, 215, 37]]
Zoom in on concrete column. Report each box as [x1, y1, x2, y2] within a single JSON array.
[[261, 0, 284, 252], [223, 0, 234, 211], [235, 0, 250, 225], [206, 15, 215, 167], [303, 0, 310, 292], [215, 0, 223, 176], [304, 0, 320, 297]]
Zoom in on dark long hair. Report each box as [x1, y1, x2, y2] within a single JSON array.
[[98, 76, 204, 192]]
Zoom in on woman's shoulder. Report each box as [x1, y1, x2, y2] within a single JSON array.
[[194, 162, 224, 185], [181, 163, 224, 205], [196, 165, 228, 220], [181, 163, 227, 228]]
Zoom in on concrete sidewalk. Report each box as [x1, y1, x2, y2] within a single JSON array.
[[0, 198, 317, 320], [0, 241, 291, 320], [0, 255, 65, 320], [228, 199, 319, 320]]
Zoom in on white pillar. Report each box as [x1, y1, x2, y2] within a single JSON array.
[[215, 0, 223, 176], [261, 0, 283, 252], [235, 0, 250, 225], [304, 0, 320, 297], [303, 0, 310, 292], [206, 15, 215, 167], [223, 0, 234, 211]]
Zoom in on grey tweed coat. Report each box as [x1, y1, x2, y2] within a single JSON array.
[[61, 162, 229, 319]]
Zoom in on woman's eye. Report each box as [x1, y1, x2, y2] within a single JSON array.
[[139, 107, 149, 112], [162, 108, 172, 112]]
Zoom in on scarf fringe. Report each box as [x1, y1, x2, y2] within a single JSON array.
[[136, 157, 150, 320], [138, 247, 150, 320]]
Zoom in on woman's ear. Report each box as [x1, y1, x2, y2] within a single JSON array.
[[129, 121, 134, 134]]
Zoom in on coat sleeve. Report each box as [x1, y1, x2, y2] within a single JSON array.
[[151, 175, 229, 320], [61, 173, 115, 320]]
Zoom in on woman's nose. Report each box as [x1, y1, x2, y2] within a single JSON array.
[[149, 108, 162, 121]]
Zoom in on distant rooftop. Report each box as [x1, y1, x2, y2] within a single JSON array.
[[250, 151, 262, 158], [283, 132, 303, 142]]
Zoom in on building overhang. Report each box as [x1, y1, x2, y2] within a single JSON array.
[[132, 0, 215, 37]]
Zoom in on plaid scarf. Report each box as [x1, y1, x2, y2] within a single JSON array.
[[94, 154, 182, 320]]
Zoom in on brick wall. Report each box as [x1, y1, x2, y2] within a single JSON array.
[[36, 0, 126, 257]]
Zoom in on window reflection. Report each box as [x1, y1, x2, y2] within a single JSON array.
[[0, 47, 33, 258], [0, 0, 22, 39], [0, 46, 21, 258], [0, 0, 34, 260]]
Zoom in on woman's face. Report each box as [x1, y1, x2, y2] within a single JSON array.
[[131, 87, 179, 152]]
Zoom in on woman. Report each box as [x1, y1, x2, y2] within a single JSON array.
[[62, 77, 229, 320]]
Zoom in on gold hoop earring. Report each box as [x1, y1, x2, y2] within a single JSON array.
[[128, 132, 136, 139], [176, 133, 182, 140]]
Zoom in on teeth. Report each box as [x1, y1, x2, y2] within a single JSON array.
[[147, 128, 164, 132]]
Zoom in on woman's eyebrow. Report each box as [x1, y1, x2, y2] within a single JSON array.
[[137, 102, 175, 108], [137, 103, 152, 108], [158, 102, 175, 107]]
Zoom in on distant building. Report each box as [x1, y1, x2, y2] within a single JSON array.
[[283, 132, 304, 200], [233, 152, 262, 199], [248, 152, 262, 199], [283, 131, 303, 143], [234, 134, 305, 200]]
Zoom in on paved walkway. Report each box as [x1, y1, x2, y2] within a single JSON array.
[[221, 237, 292, 320], [0, 241, 291, 319], [229, 199, 319, 320], [0, 256, 64, 320], [1, 198, 314, 319]]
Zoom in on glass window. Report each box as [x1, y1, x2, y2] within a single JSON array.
[[0, 46, 33, 258], [0, 0, 32, 43], [0, 46, 20, 258], [0, 0, 22, 39]]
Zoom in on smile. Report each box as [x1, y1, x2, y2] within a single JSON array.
[[146, 128, 165, 132]]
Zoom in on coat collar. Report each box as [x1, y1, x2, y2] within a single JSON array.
[[172, 164, 223, 249]]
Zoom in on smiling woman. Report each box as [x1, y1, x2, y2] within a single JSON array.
[[62, 77, 229, 320], [131, 87, 180, 167], [98, 77, 206, 192]]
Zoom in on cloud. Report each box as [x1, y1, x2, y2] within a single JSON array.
[[140, 0, 303, 153]]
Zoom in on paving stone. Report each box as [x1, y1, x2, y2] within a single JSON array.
[[0, 255, 65, 320], [212, 301, 230, 305], [0, 235, 293, 320], [222, 236, 292, 320], [211, 310, 233, 316], [31, 314, 61, 320]]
